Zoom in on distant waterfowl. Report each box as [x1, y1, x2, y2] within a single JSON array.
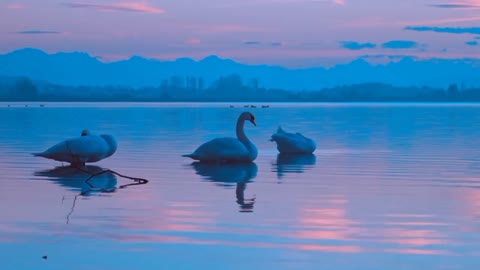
[[183, 112, 258, 162], [32, 129, 117, 167], [269, 126, 316, 154]]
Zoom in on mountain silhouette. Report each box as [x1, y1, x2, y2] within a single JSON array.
[[1, 48, 479, 90]]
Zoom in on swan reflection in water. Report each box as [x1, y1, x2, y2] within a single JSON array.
[[190, 162, 258, 212], [272, 153, 317, 181], [35, 165, 149, 223], [35, 165, 118, 195]]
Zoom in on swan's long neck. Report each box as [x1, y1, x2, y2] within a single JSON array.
[[236, 117, 249, 142], [236, 114, 258, 160]]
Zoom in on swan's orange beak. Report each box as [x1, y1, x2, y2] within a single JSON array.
[[251, 119, 257, 126]]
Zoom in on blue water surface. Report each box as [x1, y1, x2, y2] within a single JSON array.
[[0, 102, 479, 270]]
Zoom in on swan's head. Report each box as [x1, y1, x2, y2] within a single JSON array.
[[81, 129, 90, 136], [241, 112, 256, 126], [100, 134, 118, 158]]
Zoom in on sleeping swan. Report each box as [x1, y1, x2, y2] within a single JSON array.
[[269, 126, 316, 154], [32, 129, 117, 167], [183, 112, 258, 163]]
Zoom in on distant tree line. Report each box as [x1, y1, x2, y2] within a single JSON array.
[[0, 74, 479, 102], [0, 77, 39, 101]]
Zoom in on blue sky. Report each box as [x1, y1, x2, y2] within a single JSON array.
[[1, 0, 480, 67]]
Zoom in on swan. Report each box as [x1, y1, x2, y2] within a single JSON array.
[[269, 126, 316, 154], [32, 129, 117, 167], [183, 112, 258, 162]]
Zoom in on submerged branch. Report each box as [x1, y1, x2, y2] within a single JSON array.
[[66, 195, 78, 225], [65, 167, 149, 224]]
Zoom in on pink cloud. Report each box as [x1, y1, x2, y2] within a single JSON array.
[[185, 37, 202, 45], [430, 1, 480, 9], [6, 4, 30, 9], [190, 24, 269, 35], [401, 16, 480, 25], [65, 1, 165, 13], [270, 0, 346, 4]]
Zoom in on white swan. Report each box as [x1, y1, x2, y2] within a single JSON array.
[[183, 112, 258, 162], [269, 126, 316, 154], [32, 130, 118, 167]]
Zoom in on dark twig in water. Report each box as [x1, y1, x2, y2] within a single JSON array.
[[65, 168, 149, 224], [62, 140, 149, 223], [66, 194, 79, 225], [77, 167, 149, 187], [63, 173, 148, 224]]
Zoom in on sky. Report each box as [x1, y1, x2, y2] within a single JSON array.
[[1, 0, 480, 67]]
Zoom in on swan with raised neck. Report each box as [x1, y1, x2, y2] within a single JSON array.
[[183, 111, 258, 162]]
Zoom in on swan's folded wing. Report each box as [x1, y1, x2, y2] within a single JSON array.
[[193, 137, 251, 160], [33, 140, 75, 162], [63, 136, 109, 162], [272, 131, 297, 142], [270, 131, 316, 154]]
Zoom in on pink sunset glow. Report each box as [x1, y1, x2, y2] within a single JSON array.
[[66, 1, 165, 13], [6, 4, 30, 9], [1, 0, 480, 67]]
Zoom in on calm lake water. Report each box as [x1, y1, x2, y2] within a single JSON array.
[[1, 102, 479, 270]]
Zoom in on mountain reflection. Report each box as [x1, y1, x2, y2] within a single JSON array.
[[34, 165, 117, 196], [273, 153, 317, 180], [190, 162, 257, 212]]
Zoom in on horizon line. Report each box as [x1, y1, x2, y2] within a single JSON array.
[[3, 47, 480, 70]]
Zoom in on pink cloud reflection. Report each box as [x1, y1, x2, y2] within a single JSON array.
[[294, 244, 362, 253], [385, 248, 450, 255], [380, 228, 447, 247], [282, 197, 361, 255], [113, 233, 364, 253], [118, 201, 217, 234]]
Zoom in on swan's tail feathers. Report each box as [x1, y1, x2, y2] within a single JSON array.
[[277, 126, 285, 133], [182, 153, 201, 160]]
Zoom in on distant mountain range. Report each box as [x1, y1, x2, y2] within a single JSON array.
[[1, 48, 480, 90]]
